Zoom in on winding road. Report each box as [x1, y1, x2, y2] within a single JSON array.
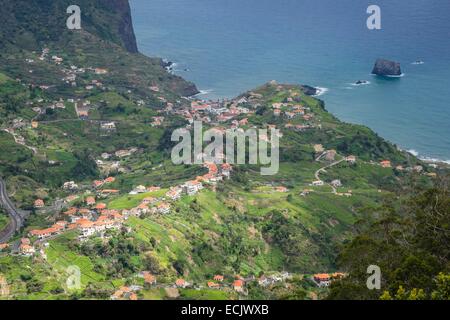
[[0, 178, 25, 243], [314, 158, 346, 193]]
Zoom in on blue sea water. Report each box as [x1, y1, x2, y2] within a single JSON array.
[[130, 0, 450, 161]]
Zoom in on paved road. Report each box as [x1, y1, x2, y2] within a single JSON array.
[[0, 178, 25, 243], [314, 159, 346, 193]]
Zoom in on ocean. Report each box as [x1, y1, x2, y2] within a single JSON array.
[[130, 0, 450, 162]]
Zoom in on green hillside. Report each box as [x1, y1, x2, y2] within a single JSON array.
[[0, 1, 447, 301]]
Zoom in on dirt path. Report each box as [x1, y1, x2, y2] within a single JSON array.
[[2, 129, 38, 154]]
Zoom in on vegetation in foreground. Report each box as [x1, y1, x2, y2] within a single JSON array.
[[328, 176, 450, 300]]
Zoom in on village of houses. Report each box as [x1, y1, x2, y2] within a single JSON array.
[[0, 155, 344, 300], [0, 49, 440, 300]]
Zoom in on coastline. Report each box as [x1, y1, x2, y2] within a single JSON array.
[[174, 62, 449, 165], [183, 71, 449, 165], [130, 0, 450, 169], [406, 149, 450, 166]]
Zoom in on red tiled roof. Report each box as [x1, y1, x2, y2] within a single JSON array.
[[175, 279, 185, 286], [314, 273, 330, 281], [214, 275, 224, 281], [233, 280, 244, 287], [95, 203, 107, 210]]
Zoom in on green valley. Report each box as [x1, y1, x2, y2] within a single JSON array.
[[0, 0, 448, 302]]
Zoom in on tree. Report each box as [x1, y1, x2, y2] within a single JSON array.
[[70, 149, 99, 180], [431, 273, 450, 300], [328, 175, 450, 300], [143, 254, 163, 275]]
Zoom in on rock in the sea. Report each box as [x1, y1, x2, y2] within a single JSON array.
[[161, 60, 174, 69], [372, 59, 402, 76], [300, 85, 318, 96]]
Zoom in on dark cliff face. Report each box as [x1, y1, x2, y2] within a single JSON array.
[[300, 85, 318, 96], [99, 0, 138, 53], [0, 0, 138, 53]]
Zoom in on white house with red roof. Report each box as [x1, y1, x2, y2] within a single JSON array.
[[166, 187, 182, 201], [157, 202, 171, 214], [182, 180, 204, 196]]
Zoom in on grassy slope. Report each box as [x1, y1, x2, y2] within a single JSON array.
[[0, 1, 439, 299], [1, 82, 436, 300]]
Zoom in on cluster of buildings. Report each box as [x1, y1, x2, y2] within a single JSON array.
[[173, 275, 245, 292], [312, 273, 346, 287], [76, 211, 124, 240], [33, 47, 108, 91], [125, 162, 233, 217], [111, 286, 139, 301], [168, 272, 292, 296], [20, 147, 235, 248], [269, 97, 321, 132], [212, 278, 247, 292], [272, 101, 310, 119], [168, 96, 255, 129], [27, 173, 139, 244], [28, 204, 125, 242], [257, 272, 291, 287], [18, 238, 36, 256], [29, 221, 69, 240], [189, 162, 233, 193], [92, 176, 116, 189], [123, 199, 170, 217]]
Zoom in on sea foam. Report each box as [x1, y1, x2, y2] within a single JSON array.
[[406, 149, 450, 165], [313, 87, 329, 97]]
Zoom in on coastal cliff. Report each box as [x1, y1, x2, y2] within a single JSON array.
[[98, 0, 138, 53], [0, 0, 198, 97], [0, 0, 137, 53]]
